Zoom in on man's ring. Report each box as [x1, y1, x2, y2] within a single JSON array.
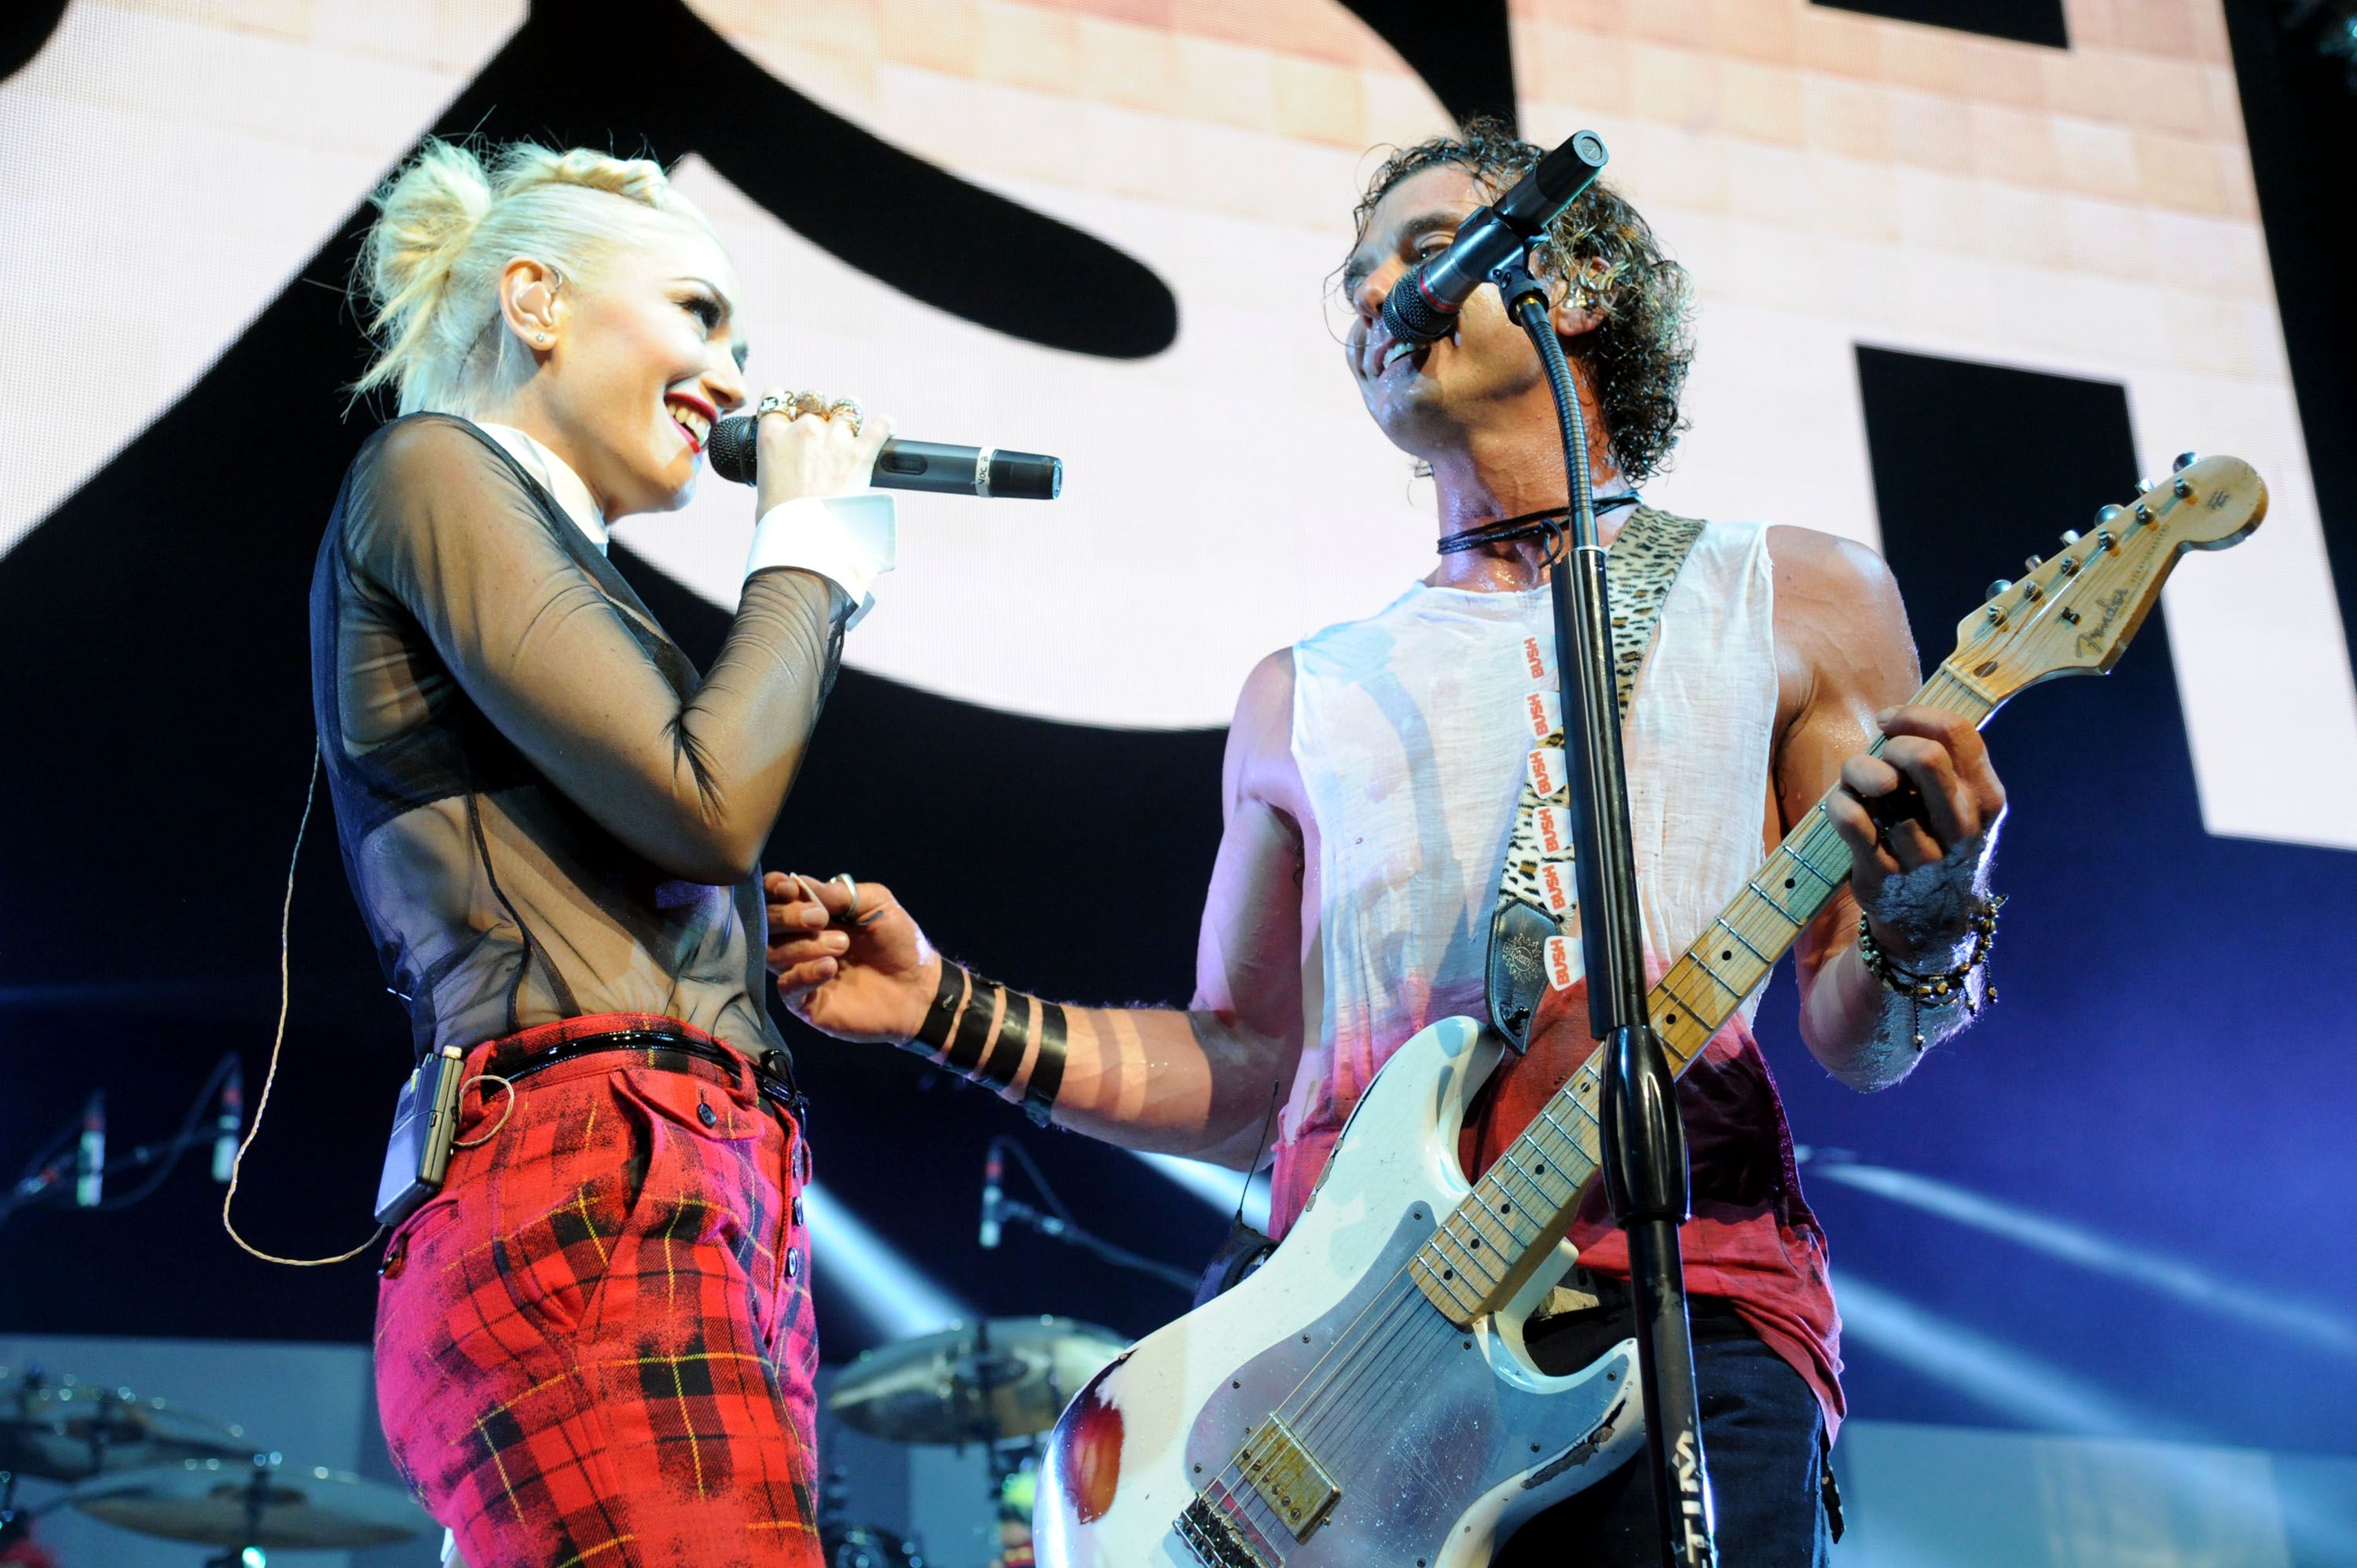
[[826, 397, 865, 435], [831, 873, 860, 925]]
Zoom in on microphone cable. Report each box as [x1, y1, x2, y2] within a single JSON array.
[[220, 749, 386, 1266]]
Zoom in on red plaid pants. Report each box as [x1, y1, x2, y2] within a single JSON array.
[[373, 1015, 821, 1568]]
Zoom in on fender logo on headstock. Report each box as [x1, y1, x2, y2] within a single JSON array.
[[2076, 584, 2132, 658]]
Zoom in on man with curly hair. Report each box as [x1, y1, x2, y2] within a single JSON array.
[[772, 118, 2010, 1564]]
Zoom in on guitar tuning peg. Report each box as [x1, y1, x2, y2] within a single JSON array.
[[2059, 529, 2081, 544], [2172, 451, 2198, 472], [2095, 504, 2126, 528], [1985, 578, 2013, 600], [2023, 555, 2044, 572], [2136, 478, 2159, 498]]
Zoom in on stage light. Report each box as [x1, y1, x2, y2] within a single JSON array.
[[1132, 1151, 1271, 1233], [1806, 1157, 2357, 1359], [799, 1180, 968, 1340], [2284, 0, 2357, 88], [1840, 1274, 2357, 1555], [1835, 1273, 2174, 1438]]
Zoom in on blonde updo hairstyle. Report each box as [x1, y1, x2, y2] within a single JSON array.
[[354, 138, 720, 416]]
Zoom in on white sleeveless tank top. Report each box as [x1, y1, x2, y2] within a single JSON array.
[[1285, 519, 1780, 1152]]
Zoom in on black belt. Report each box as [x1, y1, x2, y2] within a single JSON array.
[[489, 1028, 808, 1125]]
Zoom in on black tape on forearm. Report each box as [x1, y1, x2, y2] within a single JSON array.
[[979, 991, 1035, 1090], [1024, 1002, 1069, 1127], [915, 961, 970, 1055], [944, 979, 1001, 1072]]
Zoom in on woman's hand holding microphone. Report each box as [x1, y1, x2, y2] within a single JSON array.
[[751, 389, 895, 514]]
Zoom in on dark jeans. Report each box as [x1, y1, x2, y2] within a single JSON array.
[[1495, 1297, 1834, 1567]]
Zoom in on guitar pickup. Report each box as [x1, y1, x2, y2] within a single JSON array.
[[1238, 1416, 1342, 1541]]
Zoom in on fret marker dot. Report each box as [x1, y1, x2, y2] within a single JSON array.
[[1784, 877, 1796, 889]]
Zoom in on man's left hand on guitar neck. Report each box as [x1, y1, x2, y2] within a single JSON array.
[[1829, 703, 2007, 969], [1772, 529, 2010, 1091]]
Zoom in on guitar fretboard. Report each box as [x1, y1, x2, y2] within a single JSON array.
[[1406, 664, 1998, 1324]]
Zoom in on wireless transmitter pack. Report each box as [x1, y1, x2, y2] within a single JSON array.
[[374, 1043, 467, 1227]]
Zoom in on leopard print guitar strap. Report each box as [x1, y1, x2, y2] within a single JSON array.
[[1485, 503, 1706, 1050]]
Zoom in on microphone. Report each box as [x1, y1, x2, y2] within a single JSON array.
[[706, 418, 1062, 500], [1380, 130, 1609, 348], [980, 1142, 1004, 1250], [212, 1061, 244, 1184], [76, 1091, 105, 1208]]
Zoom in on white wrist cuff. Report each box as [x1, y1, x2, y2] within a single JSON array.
[[746, 491, 898, 626]]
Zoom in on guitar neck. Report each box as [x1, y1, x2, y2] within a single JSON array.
[[1407, 664, 1999, 1324]]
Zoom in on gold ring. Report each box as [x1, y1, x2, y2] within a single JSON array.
[[826, 397, 865, 436], [791, 390, 830, 419], [757, 390, 801, 419]]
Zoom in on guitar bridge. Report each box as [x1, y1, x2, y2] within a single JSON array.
[[1238, 1415, 1342, 1541], [1177, 1493, 1273, 1567]]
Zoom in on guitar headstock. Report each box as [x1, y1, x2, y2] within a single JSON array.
[[1944, 454, 2266, 705]]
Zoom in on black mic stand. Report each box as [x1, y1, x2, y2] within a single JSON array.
[[983, 1136, 1199, 1293], [1490, 246, 1718, 1568], [995, 1199, 1199, 1294]]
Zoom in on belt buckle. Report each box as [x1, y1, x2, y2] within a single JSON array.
[[753, 1056, 808, 1127]]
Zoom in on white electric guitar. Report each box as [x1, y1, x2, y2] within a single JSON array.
[[1033, 458, 2268, 1568]]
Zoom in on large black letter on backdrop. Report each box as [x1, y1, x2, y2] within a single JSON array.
[[1789, 344, 2357, 1456], [1338, 0, 1518, 130], [0, 0, 68, 81]]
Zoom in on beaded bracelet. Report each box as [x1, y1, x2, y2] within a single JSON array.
[[911, 959, 1067, 1127], [1856, 893, 2007, 1050]]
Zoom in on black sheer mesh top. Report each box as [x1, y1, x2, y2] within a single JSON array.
[[310, 414, 844, 1064]]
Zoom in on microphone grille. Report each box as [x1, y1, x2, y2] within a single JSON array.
[[1381, 274, 1453, 348], [987, 450, 1063, 501], [707, 416, 759, 484]]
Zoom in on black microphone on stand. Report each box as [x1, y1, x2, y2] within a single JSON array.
[[706, 418, 1062, 500], [979, 1141, 1004, 1250], [212, 1061, 244, 1185], [1380, 130, 1609, 348], [75, 1092, 105, 1208]]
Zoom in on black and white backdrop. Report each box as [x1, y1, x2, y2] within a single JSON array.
[[2, 0, 2354, 1506]]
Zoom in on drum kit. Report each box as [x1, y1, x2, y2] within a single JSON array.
[[0, 1365, 431, 1566], [2, 1316, 1123, 1568], [821, 1315, 1130, 1568]]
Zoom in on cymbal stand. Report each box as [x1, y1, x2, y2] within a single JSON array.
[[200, 1453, 278, 1568]]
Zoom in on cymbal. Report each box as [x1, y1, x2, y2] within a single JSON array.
[[66, 1459, 430, 1550], [828, 1316, 1127, 1447], [0, 1369, 249, 1482], [821, 1520, 926, 1567]]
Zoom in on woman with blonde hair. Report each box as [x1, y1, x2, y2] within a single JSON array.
[[313, 137, 889, 1566]]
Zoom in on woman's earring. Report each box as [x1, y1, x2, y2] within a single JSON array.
[[535, 333, 552, 346]]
